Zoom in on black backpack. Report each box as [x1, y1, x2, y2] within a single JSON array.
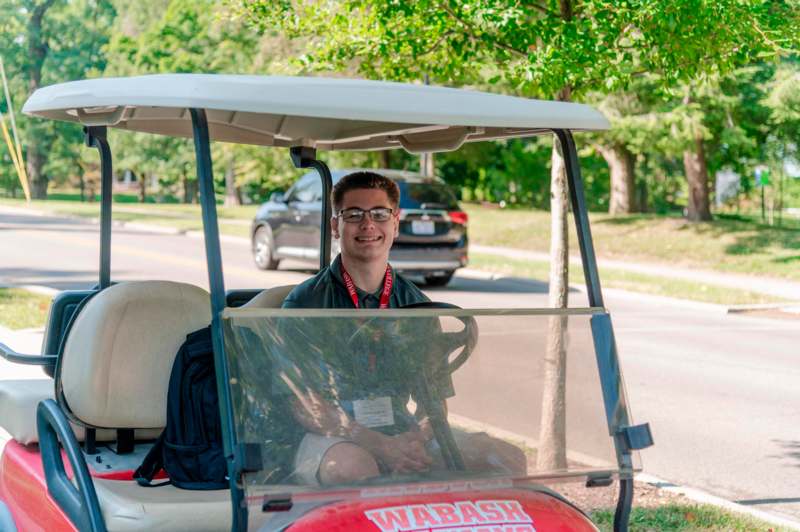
[[134, 326, 228, 490]]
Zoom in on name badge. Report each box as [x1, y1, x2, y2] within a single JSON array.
[[353, 396, 394, 428]]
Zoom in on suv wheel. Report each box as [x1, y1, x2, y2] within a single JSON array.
[[424, 271, 454, 287], [253, 226, 280, 270]]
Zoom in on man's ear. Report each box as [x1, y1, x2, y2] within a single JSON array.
[[393, 213, 399, 238], [331, 216, 340, 239]]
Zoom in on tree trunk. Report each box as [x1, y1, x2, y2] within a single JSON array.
[[597, 144, 636, 215], [379, 150, 391, 169], [138, 172, 147, 203], [420, 152, 435, 177], [27, 149, 47, 199], [182, 174, 198, 204], [25, 0, 56, 200], [537, 134, 569, 472], [78, 167, 85, 202], [683, 135, 711, 221], [224, 156, 241, 207], [636, 157, 649, 212]]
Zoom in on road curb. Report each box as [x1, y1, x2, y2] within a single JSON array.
[[727, 302, 800, 314], [185, 229, 249, 245], [636, 473, 800, 530]]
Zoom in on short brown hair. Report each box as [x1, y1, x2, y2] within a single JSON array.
[[332, 171, 400, 212]]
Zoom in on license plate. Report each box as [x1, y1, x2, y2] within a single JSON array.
[[411, 220, 435, 235]]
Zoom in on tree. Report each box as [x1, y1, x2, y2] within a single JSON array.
[[240, 0, 800, 469], [763, 62, 800, 221], [0, 0, 115, 198], [103, 0, 316, 204]]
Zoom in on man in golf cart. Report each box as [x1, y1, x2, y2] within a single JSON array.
[[278, 171, 526, 485]]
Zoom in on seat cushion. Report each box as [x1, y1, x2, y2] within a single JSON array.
[[94, 479, 231, 531], [242, 284, 296, 309], [0, 379, 159, 445]]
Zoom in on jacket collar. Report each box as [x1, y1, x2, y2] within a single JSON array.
[[330, 254, 395, 298]]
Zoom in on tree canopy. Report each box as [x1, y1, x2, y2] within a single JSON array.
[[0, 0, 798, 220]]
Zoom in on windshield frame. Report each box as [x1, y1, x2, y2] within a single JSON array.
[[220, 305, 639, 522]]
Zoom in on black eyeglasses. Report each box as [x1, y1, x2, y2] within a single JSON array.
[[337, 207, 395, 223]]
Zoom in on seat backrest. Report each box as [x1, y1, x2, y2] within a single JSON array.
[[241, 284, 296, 309], [56, 281, 211, 430]]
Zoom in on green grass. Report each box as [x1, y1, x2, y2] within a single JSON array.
[[591, 503, 791, 531], [463, 204, 800, 282], [0, 288, 51, 330], [470, 253, 790, 306]]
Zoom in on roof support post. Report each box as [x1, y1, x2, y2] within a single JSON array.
[[553, 129, 603, 307], [554, 129, 642, 532], [84, 126, 112, 289], [190, 108, 246, 532], [290, 146, 333, 270]]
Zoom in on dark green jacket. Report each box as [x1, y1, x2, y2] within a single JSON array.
[[282, 255, 429, 309], [277, 255, 453, 437]]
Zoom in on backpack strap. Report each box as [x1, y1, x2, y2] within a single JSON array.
[[133, 432, 170, 487]]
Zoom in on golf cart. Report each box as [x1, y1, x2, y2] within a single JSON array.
[[0, 74, 652, 531]]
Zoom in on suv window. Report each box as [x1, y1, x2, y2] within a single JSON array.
[[287, 173, 321, 203], [399, 182, 459, 210]]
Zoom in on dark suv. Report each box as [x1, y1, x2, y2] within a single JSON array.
[[251, 169, 468, 286]]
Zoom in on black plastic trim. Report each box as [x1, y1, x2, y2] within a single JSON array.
[[84, 126, 113, 289], [0, 343, 57, 365], [41, 289, 97, 377], [190, 108, 246, 532], [554, 129, 638, 532], [226, 289, 262, 308], [614, 478, 634, 532], [290, 146, 333, 271], [36, 399, 106, 532], [619, 423, 654, 451], [554, 129, 604, 307]]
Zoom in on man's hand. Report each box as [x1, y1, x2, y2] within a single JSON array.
[[373, 430, 433, 473]]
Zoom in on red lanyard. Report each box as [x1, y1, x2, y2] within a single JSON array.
[[341, 263, 393, 372], [341, 264, 393, 309]]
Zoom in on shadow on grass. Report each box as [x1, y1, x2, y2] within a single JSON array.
[[724, 232, 800, 256], [433, 275, 555, 294], [772, 255, 800, 264], [592, 214, 664, 226], [641, 215, 799, 258]]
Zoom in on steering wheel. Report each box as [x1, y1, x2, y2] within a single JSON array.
[[345, 301, 478, 375], [399, 301, 478, 374]]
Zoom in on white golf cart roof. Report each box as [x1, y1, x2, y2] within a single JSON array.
[[23, 74, 609, 152]]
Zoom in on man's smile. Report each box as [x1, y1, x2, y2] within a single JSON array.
[[355, 235, 383, 243]]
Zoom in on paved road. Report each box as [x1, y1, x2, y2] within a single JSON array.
[[2, 210, 798, 524]]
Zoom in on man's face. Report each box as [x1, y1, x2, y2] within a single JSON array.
[[332, 188, 399, 266]]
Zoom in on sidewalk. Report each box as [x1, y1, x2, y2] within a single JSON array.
[[471, 244, 800, 302]]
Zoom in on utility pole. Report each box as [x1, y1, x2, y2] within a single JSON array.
[[0, 56, 30, 202]]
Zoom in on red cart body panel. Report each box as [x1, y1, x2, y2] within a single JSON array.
[[286, 489, 596, 532], [0, 441, 75, 532]]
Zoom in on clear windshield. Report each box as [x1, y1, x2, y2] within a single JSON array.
[[221, 307, 638, 527]]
